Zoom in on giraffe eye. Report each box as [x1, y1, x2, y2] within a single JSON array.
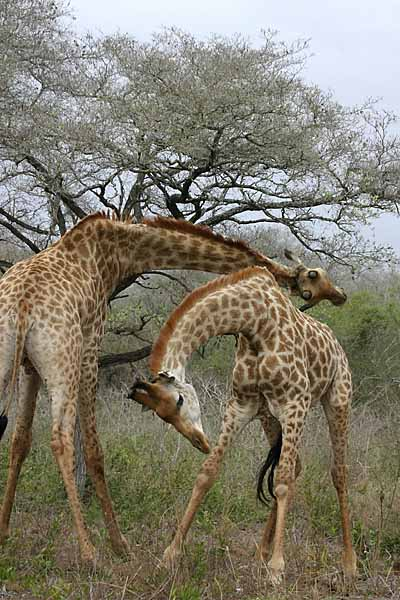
[[308, 270, 318, 279], [177, 394, 184, 409]]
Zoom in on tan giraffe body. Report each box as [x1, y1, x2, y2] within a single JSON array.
[[131, 267, 356, 582], [0, 213, 309, 563]]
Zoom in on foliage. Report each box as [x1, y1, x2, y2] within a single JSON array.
[[311, 288, 400, 404]]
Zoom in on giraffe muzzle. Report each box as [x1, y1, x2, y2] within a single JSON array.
[[331, 288, 347, 305], [190, 430, 210, 454]]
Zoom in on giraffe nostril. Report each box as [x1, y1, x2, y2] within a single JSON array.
[[191, 432, 210, 454]]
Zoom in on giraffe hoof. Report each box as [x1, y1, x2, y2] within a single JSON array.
[[342, 549, 357, 579], [267, 558, 285, 586], [162, 544, 181, 571], [267, 567, 284, 586]]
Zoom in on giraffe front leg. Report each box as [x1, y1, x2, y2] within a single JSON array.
[[78, 348, 129, 557], [162, 445, 226, 570], [163, 399, 254, 570]]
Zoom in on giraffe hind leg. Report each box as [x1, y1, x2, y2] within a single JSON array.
[[264, 399, 309, 584], [0, 365, 40, 542], [257, 445, 302, 561], [78, 365, 129, 557], [256, 414, 281, 562], [0, 323, 17, 441], [323, 391, 357, 578], [46, 354, 96, 565]]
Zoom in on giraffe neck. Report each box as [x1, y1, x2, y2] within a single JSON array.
[[119, 221, 294, 283], [56, 215, 297, 299], [151, 269, 274, 379]]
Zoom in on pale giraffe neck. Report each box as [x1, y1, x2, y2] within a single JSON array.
[[150, 268, 277, 380], [55, 215, 297, 299]]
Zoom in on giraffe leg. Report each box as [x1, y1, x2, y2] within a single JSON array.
[[48, 365, 96, 565], [323, 393, 357, 578], [257, 414, 279, 561], [266, 401, 309, 585], [0, 365, 40, 542], [78, 348, 128, 556], [258, 412, 302, 562], [163, 398, 255, 570]]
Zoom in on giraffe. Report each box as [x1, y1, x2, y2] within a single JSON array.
[[130, 266, 356, 583], [0, 211, 339, 564]]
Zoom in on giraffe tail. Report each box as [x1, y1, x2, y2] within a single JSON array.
[[257, 431, 282, 504], [0, 301, 30, 441]]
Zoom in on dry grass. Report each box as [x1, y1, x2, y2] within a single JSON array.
[[0, 384, 399, 599]]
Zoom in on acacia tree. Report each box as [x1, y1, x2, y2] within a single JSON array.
[[1, 1, 400, 267], [1, 2, 399, 269]]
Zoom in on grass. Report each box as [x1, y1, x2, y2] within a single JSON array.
[[0, 386, 399, 599]]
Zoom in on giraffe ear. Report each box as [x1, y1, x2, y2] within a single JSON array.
[[284, 249, 303, 266]]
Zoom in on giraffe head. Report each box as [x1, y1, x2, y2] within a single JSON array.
[[128, 372, 210, 454], [285, 250, 347, 311]]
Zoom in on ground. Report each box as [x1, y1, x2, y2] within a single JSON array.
[[0, 392, 398, 599]]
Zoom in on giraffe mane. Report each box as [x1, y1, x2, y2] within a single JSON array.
[[150, 266, 273, 374], [142, 217, 268, 263], [62, 211, 133, 237]]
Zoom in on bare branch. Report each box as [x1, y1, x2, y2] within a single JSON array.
[[98, 345, 152, 369]]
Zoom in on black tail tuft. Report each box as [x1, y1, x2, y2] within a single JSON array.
[[0, 412, 8, 441], [257, 432, 282, 505]]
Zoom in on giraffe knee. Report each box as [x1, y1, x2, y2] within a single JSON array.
[[50, 433, 63, 456], [197, 462, 219, 492], [50, 431, 73, 459], [195, 472, 214, 494]]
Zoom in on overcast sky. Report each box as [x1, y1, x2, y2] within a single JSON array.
[[70, 0, 400, 253]]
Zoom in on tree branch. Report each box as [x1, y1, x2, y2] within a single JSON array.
[[98, 345, 152, 368], [23, 155, 87, 219], [0, 207, 49, 236], [0, 218, 41, 253]]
